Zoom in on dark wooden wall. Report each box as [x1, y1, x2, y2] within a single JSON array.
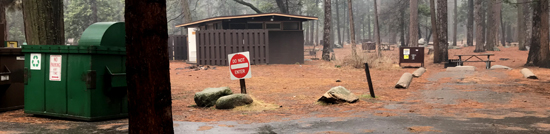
[[268, 31, 304, 64], [167, 35, 187, 60], [196, 30, 269, 66]]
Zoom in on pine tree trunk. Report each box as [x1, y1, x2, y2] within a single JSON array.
[[501, 17, 506, 46], [481, 1, 487, 46], [409, 0, 419, 47], [91, 0, 98, 23], [367, 1, 372, 40], [539, 0, 550, 68], [181, 0, 193, 35], [309, 16, 314, 45], [335, 0, 341, 45], [467, 0, 474, 46], [400, 5, 406, 47], [0, 4, 6, 44], [323, 0, 332, 61], [22, 0, 65, 45], [527, 0, 541, 66], [437, 0, 448, 62], [518, 0, 526, 50], [348, 0, 357, 58], [344, 3, 349, 44], [374, 0, 381, 57], [474, 0, 485, 52], [125, 0, 175, 133], [452, 0, 457, 46], [314, 0, 319, 45], [430, 0, 440, 63], [486, 0, 500, 51]]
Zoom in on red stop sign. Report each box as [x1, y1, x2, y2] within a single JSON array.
[[230, 54, 250, 78]]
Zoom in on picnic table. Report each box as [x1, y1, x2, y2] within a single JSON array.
[[455, 53, 495, 69]]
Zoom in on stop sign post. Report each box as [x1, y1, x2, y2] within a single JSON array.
[[228, 51, 251, 93]]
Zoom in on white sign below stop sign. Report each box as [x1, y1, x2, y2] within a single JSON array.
[[228, 51, 251, 80]]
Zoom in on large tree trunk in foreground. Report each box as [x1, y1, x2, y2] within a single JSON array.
[[409, 0, 419, 47], [539, 0, 550, 68], [22, 0, 64, 45], [322, 0, 332, 61], [430, 0, 440, 63], [374, 0, 381, 57], [437, 0, 448, 62], [466, 0, 474, 47], [0, 4, 5, 44], [527, 0, 541, 66], [474, 0, 485, 52], [125, 0, 174, 133], [347, 0, 357, 58]]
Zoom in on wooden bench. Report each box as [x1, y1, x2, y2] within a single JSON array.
[[455, 53, 495, 69]]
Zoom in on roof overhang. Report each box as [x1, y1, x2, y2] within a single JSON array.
[[175, 13, 318, 28]]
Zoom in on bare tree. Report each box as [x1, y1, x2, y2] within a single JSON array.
[[409, 0, 418, 47], [233, 0, 262, 13], [474, 0, 485, 52], [125, 0, 174, 133], [467, 0, 473, 47], [348, 0, 357, 58], [374, 0, 381, 57], [322, 0, 332, 61], [181, 0, 193, 35], [540, 0, 550, 68], [430, 0, 440, 63], [437, 0, 448, 62]]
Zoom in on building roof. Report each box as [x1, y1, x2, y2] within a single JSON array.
[[175, 13, 318, 28]]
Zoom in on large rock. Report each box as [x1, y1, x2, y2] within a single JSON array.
[[446, 66, 476, 72], [318, 86, 359, 104], [490, 65, 512, 70], [215, 94, 253, 109], [194, 87, 233, 107]]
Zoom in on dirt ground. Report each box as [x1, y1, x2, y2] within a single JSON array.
[[1, 42, 549, 131]]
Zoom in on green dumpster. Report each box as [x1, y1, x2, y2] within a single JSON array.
[[23, 22, 127, 121], [0, 48, 25, 112]]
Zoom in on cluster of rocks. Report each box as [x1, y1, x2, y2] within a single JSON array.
[[194, 87, 253, 109]]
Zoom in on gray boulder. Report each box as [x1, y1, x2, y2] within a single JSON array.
[[318, 86, 359, 104], [194, 87, 233, 107], [490, 65, 512, 70], [215, 94, 253, 109]]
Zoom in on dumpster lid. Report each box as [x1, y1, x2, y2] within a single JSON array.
[[79, 22, 125, 47], [21, 45, 125, 55]]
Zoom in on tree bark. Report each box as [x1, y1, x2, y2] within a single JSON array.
[[452, 0, 457, 46], [409, 0, 418, 47], [322, 0, 332, 61], [335, 0, 341, 45], [467, 0, 473, 47], [430, 0, 440, 63], [234, 0, 263, 14], [125, 0, 174, 133], [309, 15, 314, 45], [501, 15, 506, 46], [374, 0, 381, 57], [314, 0, 319, 45], [518, 0, 526, 50], [481, 0, 487, 45], [276, 0, 288, 13], [22, 0, 64, 45], [474, 0, 485, 52], [91, 0, 97, 23], [0, 3, 5, 44], [437, 0, 448, 62], [347, 0, 357, 58], [485, 0, 500, 51], [539, 0, 550, 68], [527, 0, 541, 66]]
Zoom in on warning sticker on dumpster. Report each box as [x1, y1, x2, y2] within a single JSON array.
[[30, 53, 41, 70], [49, 55, 62, 81], [404, 55, 409, 59]]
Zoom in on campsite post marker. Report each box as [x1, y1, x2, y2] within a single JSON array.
[[228, 51, 251, 94], [364, 63, 375, 98]]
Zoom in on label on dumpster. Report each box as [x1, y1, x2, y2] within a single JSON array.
[[403, 49, 410, 55], [30, 53, 41, 70], [49, 55, 62, 81], [404, 55, 409, 59]]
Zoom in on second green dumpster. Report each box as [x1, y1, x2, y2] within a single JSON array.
[[23, 22, 127, 121]]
